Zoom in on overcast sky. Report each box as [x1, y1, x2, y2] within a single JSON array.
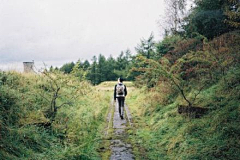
[[0, 0, 165, 71]]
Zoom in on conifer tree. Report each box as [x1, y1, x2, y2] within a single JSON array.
[[224, 0, 240, 28]]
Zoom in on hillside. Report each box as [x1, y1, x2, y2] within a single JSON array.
[[0, 71, 110, 159], [125, 31, 240, 159]]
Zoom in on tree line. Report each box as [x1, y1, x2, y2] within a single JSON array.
[[56, 49, 134, 85], [55, 0, 239, 86]]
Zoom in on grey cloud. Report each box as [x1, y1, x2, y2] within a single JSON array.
[[0, 0, 165, 70]]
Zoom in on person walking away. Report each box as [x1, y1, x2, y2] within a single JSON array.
[[114, 78, 127, 119]]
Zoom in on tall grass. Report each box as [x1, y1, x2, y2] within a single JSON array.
[[0, 71, 110, 159], [127, 67, 240, 159]]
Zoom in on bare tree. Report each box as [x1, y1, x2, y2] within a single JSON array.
[[159, 0, 187, 35]]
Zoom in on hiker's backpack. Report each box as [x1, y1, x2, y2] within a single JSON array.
[[116, 84, 125, 97]]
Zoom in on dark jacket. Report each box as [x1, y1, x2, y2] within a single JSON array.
[[114, 83, 127, 100]]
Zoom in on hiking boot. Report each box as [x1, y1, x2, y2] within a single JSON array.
[[120, 115, 124, 119]]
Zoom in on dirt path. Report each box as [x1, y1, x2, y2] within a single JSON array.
[[107, 100, 135, 160]]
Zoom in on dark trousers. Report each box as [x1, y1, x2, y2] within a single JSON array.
[[117, 97, 125, 117]]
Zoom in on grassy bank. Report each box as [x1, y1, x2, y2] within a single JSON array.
[[127, 62, 240, 160], [0, 71, 110, 159]]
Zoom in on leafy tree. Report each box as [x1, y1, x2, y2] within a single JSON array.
[[224, 0, 240, 28], [116, 51, 129, 70], [115, 50, 133, 80], [98, 54, 107, 82], [135, 33, 156, 59], [133, 54, 213, 107], [184, 0, 233, 39], [82, 60, 90, 70], [124, 49, 135, 81], [60, 62, 75, 74], [105, 55, 118, 81], [125, 49, 132, 61], [49, 66, 54, 72], [194, 0, 225, 11], [190, 10, 230, 39], [71, 61, 88, 81], [87, 56, 98, 85], [40, 70, 82, 125], [155, 35, 182, 60]]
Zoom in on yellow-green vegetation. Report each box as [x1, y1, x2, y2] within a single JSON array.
[[127, 32, 240, 159], [0, 71, 111, 159], [128, 71, 240, 159], [99, 81, 134, 87], [96, 81, 135, 95]]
